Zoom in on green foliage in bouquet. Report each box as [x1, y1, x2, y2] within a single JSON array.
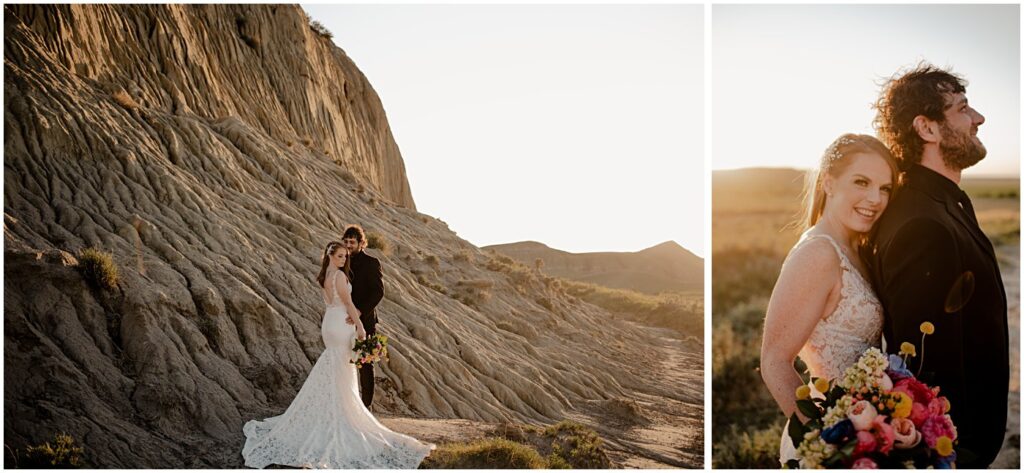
[[352, 334, 388, 367]]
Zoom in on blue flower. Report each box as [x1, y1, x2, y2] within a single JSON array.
[[935, 451, 957, 469], [887, 354, 913, 380], [820, 419, 854, 444]]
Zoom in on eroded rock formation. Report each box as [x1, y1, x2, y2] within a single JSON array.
[[4, 4, 701, 467]]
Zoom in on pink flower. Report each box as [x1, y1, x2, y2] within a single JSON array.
[[908, 402, 929, 427], [927, 397, 946, 416], [848, 400, 879, 431], [871, 415, 895, 454], [921, 415, 957, 447], [852, 457, 878, 469], [893, 378, 935, 404], [854, 430, 877, 455], [890, 418, 922, 449]]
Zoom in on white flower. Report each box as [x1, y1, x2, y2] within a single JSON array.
[[796, 431, 837, 469], [823, 395, 854, 427], [876, 372, 894, 391], [847, 400, 878, 431], [891, 418, 922, 449]]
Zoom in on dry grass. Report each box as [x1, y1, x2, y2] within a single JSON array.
[[77, 248, 119, 291], [7, 432, 85, 468], [451, 279, 493, 308], [559, 279, 703, 339], [366, 231, 390, 254], [308, 20, 333, 40]]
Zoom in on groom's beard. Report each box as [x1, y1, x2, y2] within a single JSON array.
[[939, 122, 986, 171]]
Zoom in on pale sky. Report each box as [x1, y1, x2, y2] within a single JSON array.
[[714, 4, 1020, 177], [302, 4, 705, 256]]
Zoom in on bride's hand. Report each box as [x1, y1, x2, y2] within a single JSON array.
[[356, 326, 367, 340]]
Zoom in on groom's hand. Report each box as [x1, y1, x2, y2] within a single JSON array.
[[345, 315, 356, 325]]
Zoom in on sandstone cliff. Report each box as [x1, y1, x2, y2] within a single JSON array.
[[4, 4, 701, 468]]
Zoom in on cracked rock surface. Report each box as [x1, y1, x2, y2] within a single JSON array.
[[4, 4, 702, 467]]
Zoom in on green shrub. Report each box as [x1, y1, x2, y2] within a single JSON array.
[[542, 421, 610, 469], [77, 248, 119, 291], [17, 432, 84, 468], [421, 438, 546, 469], [365, 231, 390, 254], [423, 421, 610, 469]]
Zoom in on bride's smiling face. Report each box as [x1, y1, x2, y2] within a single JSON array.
[[823, 152, 894, 234], [329, 248, 348, 269]]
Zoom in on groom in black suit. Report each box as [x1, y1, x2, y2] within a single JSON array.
[[342, 224, 385, 409], [866, 65, 1008, 468]]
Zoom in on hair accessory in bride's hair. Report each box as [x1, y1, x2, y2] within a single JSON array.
[[823, 136, 859, 170]]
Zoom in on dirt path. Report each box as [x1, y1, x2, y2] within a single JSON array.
[[992, 244, 1020, 469], [568, 333, 703, 468], [381, 333, 705, 468]]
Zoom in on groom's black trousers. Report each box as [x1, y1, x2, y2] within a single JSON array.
[[350, 250, 385, 409], [358, 324, 376, 408]]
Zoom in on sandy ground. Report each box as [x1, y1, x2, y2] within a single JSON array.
[[381, 333, 704, 469], [992, 244, 1020, 469]]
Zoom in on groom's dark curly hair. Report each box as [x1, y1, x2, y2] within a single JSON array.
[[873, 63, 967, 171]]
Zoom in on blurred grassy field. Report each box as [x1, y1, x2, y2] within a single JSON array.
[[711, 168, 1019, 468]]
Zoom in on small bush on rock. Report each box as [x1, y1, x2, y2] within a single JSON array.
[[77, 248, 118, 291]]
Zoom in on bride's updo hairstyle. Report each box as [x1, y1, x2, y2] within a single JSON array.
[[316, 241, 352, 288], [802, 133, 899, 229]]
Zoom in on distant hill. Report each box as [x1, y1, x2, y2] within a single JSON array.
[[483, 241, 703, 294]]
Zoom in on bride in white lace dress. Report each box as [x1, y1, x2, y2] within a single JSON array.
[[242, 241, 434, 469], [759, 134, 899, 466]]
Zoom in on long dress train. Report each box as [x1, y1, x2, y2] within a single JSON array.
[[242, 271, 434, 468]]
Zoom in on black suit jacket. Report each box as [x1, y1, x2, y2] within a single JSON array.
[[865, 165, 1008, 467], [350, 250, 384, 331]]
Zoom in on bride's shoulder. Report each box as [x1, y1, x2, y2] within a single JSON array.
[[781, 234, 841, 276]]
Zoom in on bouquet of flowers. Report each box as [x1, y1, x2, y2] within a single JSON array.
[[352, 334, 389, 368], [787, 323, 960, 469]]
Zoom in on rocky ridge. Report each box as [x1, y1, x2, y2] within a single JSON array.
[[485, 240, 704, 294]]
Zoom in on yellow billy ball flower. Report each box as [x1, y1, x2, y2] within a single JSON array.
[[920, 321, 935, 335], [813, 378, 830, 394], [935, 436, 954, 457], [891, 392, 912, 419], [795, 385, 811, 400], [899, 342, 917, 357]]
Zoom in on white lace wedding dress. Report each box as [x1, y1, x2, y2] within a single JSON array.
[[778, 234, 883, 464], [242, 271, 434, 469]]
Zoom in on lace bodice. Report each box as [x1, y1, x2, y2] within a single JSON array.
[[322, 271, 352, 308], [795, 234, 883, 381]]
